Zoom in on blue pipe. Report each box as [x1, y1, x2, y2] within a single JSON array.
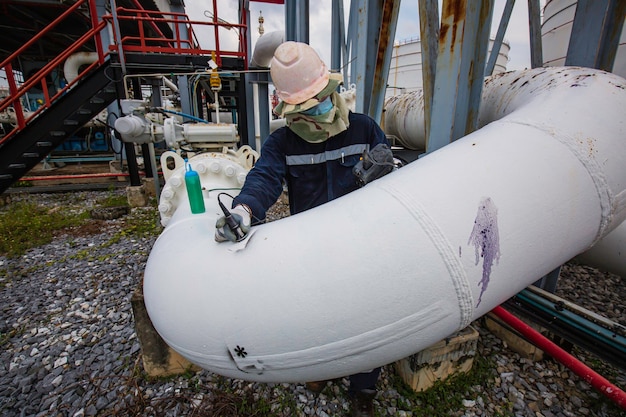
[[160, 108, 209, 124], [516, 289, 626, 353]]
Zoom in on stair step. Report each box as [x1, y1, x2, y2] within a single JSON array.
[[64, 119, 79, 126], [36, 141, 53, 147], [9, 163, 26, 169], [77, 108, 92, 115], [0, 174, 13, 180], [22, 152, 41, 158], [103, 86, 116, 94], [49, 131, 66, 137], [89, 97, 105, 104]]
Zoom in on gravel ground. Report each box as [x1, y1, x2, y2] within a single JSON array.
[[0, 189, 624, 417]]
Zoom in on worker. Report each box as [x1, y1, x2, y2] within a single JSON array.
[[215, 41, 392, 417]]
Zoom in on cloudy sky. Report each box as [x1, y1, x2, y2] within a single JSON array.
[[185, 0, 545, 72]]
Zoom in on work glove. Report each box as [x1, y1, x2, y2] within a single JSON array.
[[353, 143, 395, 187], [215, 205, 252, 242]]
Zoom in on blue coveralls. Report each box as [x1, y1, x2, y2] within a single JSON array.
[[233, 111, 389, 392]]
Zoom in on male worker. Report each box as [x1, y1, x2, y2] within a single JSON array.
[[215, 41, 391, 417]]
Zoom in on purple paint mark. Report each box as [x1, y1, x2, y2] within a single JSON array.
[[468, 197, 501, 307]]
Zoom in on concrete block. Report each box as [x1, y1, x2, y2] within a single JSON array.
[[485, 312, 544, 361], [395, 325, 479, 392], [126, 185, 147, 207], [130, 286, 199, 377], [142, 177, 157, 199]]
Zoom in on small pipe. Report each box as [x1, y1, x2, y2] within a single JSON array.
[[491, 306, 626, 410], [159, 108, 208, 124], [21, 173, 130, 181]]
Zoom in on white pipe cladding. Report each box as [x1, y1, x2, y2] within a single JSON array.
[[143, 67, 626, 382]]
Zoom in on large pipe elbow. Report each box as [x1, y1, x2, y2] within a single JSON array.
[[63, 52, 99, 84], [144, 67, 626, 382], [250, 30, 284, 68]]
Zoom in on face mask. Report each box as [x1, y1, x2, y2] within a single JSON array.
[[300, 96, 333, 116], [286, 92, 350, 143]]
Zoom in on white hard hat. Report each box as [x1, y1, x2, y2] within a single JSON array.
[[270, 41, 330, 105]]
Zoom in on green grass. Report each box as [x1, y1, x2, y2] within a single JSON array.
[[389, 354, 513, 417], [0, 199, 89, 258], [0, 191, 161, 259]]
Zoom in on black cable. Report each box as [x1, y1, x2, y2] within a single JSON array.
[[217, 192, 263, 225], [216, 192, 246, 241]]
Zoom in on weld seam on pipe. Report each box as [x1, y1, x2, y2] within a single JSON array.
[[382, 184, 474, 327], [227, 301, 450, 373], [503, 118, 614, 245]]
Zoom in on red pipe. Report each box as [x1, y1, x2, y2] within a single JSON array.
[[21, 171, 163, 181], [491, 306, 626, 410], [21, 173, 130, 181]]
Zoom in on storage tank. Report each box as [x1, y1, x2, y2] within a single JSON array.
[[387, 37, 510, 97], [541, 0, 626, 78]]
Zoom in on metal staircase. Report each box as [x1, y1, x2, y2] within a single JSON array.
[[0, 61, 120, 193], [0, 0, 250, 195]]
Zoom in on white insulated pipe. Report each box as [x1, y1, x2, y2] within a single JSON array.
[[143, 67, 626, 383], [63, 52, 98, 84], [384, 89, 428, 150], [249, 30, 284, 68], [574, 220, 626, 277]]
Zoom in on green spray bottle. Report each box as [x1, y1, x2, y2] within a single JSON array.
[[185, 161, 205, 214]]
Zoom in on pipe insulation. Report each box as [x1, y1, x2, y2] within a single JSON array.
[[63, 52, 98, 84], [143, 67, 626, 383], [574, 220, 626, 277], [250, 30, 284, 68]]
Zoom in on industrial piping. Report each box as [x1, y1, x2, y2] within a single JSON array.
[[143, 67, 626, 383], [492, 306, 626, 410], [384, 73, 626, 277]]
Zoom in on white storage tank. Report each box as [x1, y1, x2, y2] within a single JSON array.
[[386, 37, 510, 96], [541, 0, 626, 78]]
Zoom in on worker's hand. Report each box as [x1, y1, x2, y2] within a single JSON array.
[[215, 205, 252, 242]]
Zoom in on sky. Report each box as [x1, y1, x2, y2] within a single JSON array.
[[0, 1, 539, 87], [185, 0, 543, 72]]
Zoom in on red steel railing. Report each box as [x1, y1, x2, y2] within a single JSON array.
[[0, 0, 248, 146]]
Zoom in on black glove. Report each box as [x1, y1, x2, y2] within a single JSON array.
[[352, 143, 395, 187]]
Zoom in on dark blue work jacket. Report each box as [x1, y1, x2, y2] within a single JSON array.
[[233, 111, 389, 222]]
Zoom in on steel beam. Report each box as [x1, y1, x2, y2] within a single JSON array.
[[351, 0, 399, 123], [331, 0, 347, 79], [565, 0, 626, 72], [427, 0, 494, 153], [527, 0, 543, 68], [419, 0, 439, 142], [285, 0, 309, 43], [486, 0, 515, 76]]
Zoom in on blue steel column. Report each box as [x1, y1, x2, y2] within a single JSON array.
[[485, 0, 515, 76], [565, 0, 626, 72], [331, 0, 347, 77], [462, 0, 493, 135], [419, 0, 439, 142], [285, 0, 309, 43], [257, 73, 271, 147], [527, 0, 543, 68], [353, 0, 372, 114], [347, 0, 358, 88], [369, 0, 400, 123], [168, 1, 189, 49], [242, 0, 257, 150], [352, 0, 399, 122], [426, 0, 494, 153]]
